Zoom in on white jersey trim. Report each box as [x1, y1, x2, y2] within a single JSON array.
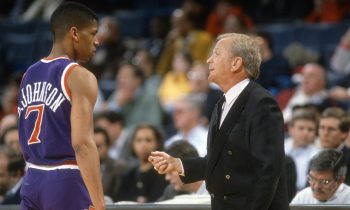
[[61, 62, 78, 102], [26, 162, 79, 170], [40, 57, 69, 63]]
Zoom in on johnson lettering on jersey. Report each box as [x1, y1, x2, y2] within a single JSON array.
[[18, 57, 78, 166]]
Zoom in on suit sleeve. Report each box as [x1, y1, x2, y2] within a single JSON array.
[[179, 156, 207, 184], [247, 96, 285, 209]]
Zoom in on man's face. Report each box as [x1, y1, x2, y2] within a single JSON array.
[[289, 119, 316, 147], [206, 38, 233, 86], [93, 132, 109, 160], [188, 64, 209, 93], [4, 129, 21, 155], [308, 170, 341, 202], [172, 101, 196, 131], [75, 20, 99, 62], [301, 64, 325, 95], [165, 171, 183, 190], [318, 117, 347, 149]]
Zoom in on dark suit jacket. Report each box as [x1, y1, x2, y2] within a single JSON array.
[[180, 81, 289, 210]]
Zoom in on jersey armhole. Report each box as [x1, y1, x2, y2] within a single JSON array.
[[61, 63, 79, 102]]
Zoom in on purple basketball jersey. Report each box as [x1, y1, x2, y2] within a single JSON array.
[[18, 57, 78, 166]]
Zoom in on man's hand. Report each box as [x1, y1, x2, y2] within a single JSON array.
[[148, 151, 182, 175]]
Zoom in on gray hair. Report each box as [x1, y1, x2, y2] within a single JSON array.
[[309, 149, 347, 179], [217, 33, 262, 80]]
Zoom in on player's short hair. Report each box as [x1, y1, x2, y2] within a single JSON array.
[[50, 2, 98, 40]]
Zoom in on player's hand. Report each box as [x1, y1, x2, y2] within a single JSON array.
[[148, 151, 181, 175]]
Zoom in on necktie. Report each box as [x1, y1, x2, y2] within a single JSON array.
[[217, 95, 226, 128]]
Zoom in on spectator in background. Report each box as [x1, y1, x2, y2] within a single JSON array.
[[331, 27, 350, 74], [188, 62, 222, 126], [253, 31, 292, 96], [133, 49, 161, 93], [305, 0, 350, 23], [181, 0, 209, 30], [277, 63, 330, 123], [222, 14, 247, 34], [0, 114, 17, 137], [205, 0, 253, 37], [0, 126, 21, 155], [107, 62, 163, 130], [156, 9, 213, 77], [115, 124, 168, 203], [318, 107, 349, 150], [291, 149, 350, 204], [284, 109, 320, 191], [1, 151, 24, 205], [94, 111, 131, 163], [283, 42, 320, 74], [328, 27, 350, 106], [0, 146, 10, 203], [93, 127, 128, 202], [0, 73, 21, 120], [157, 140, 207, 202], [158, 51, 193, 113], [139, 16, 169, 61], [87, 16, 126, 81], [317, 107, 350, 185], [165, 95, 207, 157]]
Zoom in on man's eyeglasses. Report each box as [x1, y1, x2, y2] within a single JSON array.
[[307, 175, 335, 186]]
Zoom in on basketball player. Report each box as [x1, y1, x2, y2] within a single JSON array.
[[17, 2, 104, 210]]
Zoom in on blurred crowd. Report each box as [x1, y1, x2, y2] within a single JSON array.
[[1, 0, 350, 206]]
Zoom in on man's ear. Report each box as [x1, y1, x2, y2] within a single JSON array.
[[70, 27, 79, 42], [230, 56, 243, 73], [336, 176, 345, 186]]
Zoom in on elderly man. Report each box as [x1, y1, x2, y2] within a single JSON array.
[[291, 149, 350, 204], [277, 62, 328, 123], [150, 33, 289, 210]]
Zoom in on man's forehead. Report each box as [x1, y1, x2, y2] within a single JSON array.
[[310, 170, 333, 178]]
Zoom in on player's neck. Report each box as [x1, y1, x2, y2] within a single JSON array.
[[47, 43, 71, 60]]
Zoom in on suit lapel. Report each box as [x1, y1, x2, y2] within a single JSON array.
[[207, 82, 256, 174]]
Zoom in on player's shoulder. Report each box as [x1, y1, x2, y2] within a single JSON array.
[[70, 65, 96, 81], [68, 65, 97, 92]]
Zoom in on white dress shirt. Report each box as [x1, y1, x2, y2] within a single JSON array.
[[220, 79, 250, 127], [291, 183, 350, 204]]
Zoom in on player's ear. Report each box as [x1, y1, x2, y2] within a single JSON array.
[[70, 27, 79, 42]]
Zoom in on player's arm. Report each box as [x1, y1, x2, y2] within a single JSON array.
[[68, 66, 105, 210]]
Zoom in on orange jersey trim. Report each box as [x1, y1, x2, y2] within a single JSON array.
[[64, 64, 79, 99]]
